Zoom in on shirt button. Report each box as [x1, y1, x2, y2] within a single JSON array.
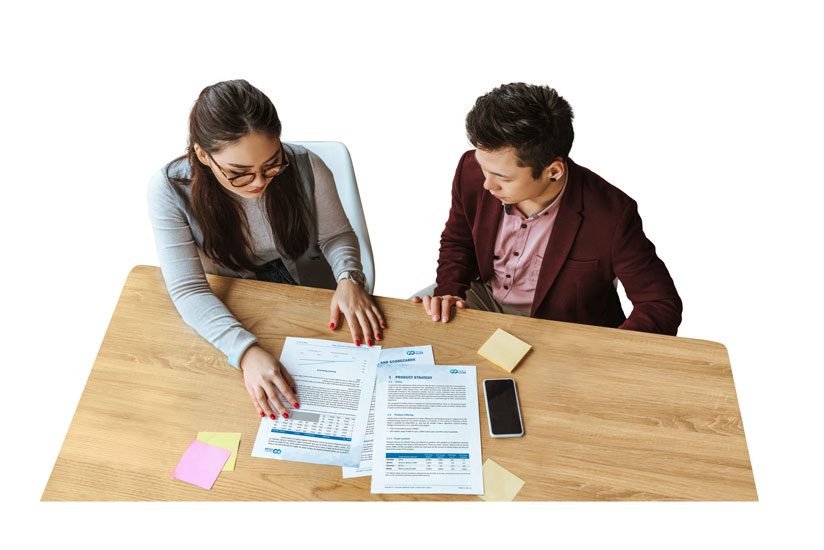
[[513, 251, 520, 256], [521, 224, 527, 229], [505, 274, 511, 278], [503, 285, 509, 290]]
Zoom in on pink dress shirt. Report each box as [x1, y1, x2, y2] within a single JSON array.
[[491, 181, 568, 314]]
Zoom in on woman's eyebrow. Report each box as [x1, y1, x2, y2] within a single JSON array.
[[227, 148, 281, 169]]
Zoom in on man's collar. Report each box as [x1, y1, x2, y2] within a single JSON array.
[[503, 171, 569, 219]]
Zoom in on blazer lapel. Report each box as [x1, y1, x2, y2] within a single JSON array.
[[530, 160, 584, 316], [476, 189, 505, 282]]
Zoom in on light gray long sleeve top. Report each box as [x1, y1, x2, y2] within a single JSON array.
[[147, 148, 361, 367]]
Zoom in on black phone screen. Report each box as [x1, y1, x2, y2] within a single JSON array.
[[484, 379, 523, 435]]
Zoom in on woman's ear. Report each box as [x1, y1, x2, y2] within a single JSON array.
[[193, 144, 210, 166]]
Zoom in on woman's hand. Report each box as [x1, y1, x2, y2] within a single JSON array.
[[412, 294, 467, 323], [239, 344, 299, 419], [330, 279, 386, 346]]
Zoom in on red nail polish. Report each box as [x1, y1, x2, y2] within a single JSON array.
[[260, 411, 265, 417], [294, 403, 300, 409], [381, 323, 386, 329], [367, 339, 373, 347], [377, 333, 382, 340], [356, 339, 361, 346], [283, 413, 289, 419], [330, 322, 335, 329], [270, 414, 276, 420]]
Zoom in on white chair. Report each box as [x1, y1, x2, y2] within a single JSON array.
[[410, 282, 437, 300], [289, 141, 375, 294]]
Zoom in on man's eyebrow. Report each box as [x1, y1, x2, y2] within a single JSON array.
[[227, 148, 281, 169], [474, 150, 510, 178]]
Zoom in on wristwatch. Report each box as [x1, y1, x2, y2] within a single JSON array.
[[337, 270, 366, 287]]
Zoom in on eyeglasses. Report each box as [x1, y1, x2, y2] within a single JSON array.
[[207, 149, 290, 188]]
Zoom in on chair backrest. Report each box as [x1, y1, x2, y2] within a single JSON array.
[[288, 141, 375, 294]]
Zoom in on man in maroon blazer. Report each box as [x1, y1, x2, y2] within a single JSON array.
[[413, 83, 682, 335]]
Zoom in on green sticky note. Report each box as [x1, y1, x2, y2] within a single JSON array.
[[196, 432, 242, 471]]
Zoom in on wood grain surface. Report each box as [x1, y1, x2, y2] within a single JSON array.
[[42, 265, 757, 501]]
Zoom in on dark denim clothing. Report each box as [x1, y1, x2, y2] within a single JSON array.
[[255, 258, 298, 285]]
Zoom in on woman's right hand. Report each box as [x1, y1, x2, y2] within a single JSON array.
[[239, 344, 299, 419]]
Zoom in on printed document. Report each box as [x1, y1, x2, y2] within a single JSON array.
[[251, 337, 381, 467], [342, 345, 434, 478], [371, 364, 484, 494]]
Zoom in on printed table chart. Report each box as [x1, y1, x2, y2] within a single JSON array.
[[269, 411, 355, 442], [385, 453, 471, 472]]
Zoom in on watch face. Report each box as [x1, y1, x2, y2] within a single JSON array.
[[351, 271, 366, 286]]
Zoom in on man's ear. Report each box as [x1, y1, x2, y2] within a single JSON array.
[[193, 144, 210, 166], [542, 158, 565, 182]]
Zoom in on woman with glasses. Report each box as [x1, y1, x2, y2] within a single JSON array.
[[147, 79, 385, 420]]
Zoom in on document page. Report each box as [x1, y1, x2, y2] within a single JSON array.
[[251, 337, 381, 467], [371, 364, 484, 494], [342, 346, 434, 478]]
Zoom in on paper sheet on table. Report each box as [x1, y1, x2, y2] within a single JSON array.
[[371, 364, 484, 494], [197, 432, 241, 471], [171, 439, 231, 490], [477, 328, 532, 373], [342, 345, 434, 478], [251, 337, 381, 467], [479, 459, 525, 501]]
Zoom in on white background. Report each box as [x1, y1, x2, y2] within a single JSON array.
[[2, 0, 822, 547]]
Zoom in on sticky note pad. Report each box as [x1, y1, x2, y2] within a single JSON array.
[[197, 432, 242, 471], [479, 459, 525, 501], [171, 439, 231, 490], [477, 328, 532, 372]]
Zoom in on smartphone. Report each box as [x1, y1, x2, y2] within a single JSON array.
[[483, 378, 524, 438]]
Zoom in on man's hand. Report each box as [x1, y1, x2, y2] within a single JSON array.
[[412, 294, 467, 323]]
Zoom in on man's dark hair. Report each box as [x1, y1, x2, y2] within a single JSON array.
[[466, 83, 575, 179]]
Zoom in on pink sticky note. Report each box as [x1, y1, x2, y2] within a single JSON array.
[[171, 439, 232, 490]]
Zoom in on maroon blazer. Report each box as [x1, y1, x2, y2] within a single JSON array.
[[434, 150, 682, 335]]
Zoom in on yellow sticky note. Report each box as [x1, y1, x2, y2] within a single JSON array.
[[196, 432, 241, 471], [479, 459, 525, 501], [477, 328, 532, 372]]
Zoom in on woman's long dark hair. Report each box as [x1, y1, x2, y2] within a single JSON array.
[[166, 79, 311, 272]]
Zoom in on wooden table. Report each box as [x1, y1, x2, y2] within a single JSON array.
[[42, 265, 757, 501]]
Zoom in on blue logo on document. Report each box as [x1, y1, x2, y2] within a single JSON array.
[[265, 448, 282, 455], [449, 369, 467, 374], [406, 350, 423, 356]]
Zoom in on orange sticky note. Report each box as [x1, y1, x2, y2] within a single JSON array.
[[478, 329, 532, 372], [479, 459, 525, 501]]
